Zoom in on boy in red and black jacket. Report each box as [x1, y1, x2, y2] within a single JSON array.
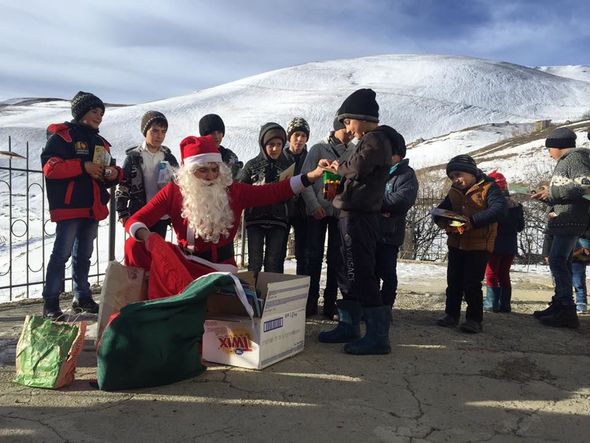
[[40, 91, 122, 320]]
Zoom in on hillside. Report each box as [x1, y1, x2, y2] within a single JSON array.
[[1, 54, 590, 169]]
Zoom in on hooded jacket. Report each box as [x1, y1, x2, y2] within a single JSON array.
[[379, 158, 419, 246], [238, 123, 292, 229], [41, 121, 121, 222], [332, 126, 393, 213]]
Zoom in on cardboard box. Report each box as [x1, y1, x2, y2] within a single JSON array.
[[202, 272, 310, 369]]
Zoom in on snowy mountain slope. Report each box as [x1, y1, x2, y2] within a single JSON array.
[[1, 54, 590, 169], [536, 65, 590, 84]]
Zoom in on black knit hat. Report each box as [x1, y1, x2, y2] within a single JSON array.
[[392, 131, 406, 159], [287, 117, 310, 139], [545, 127, 576, 149], [199, 114, 225, 136], [337, 88, 379, 123], [259, 122, 287, 149], [141, 110, 168, 136], [71, 91, 104, 122], [333, 117, 345, 131], [446, 154, 478, 177]]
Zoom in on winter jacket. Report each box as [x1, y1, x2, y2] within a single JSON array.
[[379, 158, 419, 246], [219, 145, 242, 178], [283, 144, 308, 219], [333, 126, 394, 213], [435, 174, 506, 252], [126, 179, 296, 266], [115, 144, 178, 220], [492, 197, 525, 256], [301, 133, 354, 218], [41, 121, 121, 222], [545, 148, 590, 236], [238, 123, 293, 229]]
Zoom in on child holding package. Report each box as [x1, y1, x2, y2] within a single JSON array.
[[433, 155, 506, 333], [116, 111, 179, 238]]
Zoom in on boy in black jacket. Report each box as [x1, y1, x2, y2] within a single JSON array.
[[238, 123, 292, 277], [318, 88, 394, 355], [378, 131, 418, 311]]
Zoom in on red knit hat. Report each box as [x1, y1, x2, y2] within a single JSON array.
[[179, 135, 222, 170], [488, 170, 507, 191]]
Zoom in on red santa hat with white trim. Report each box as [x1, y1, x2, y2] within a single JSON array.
[[179, 135, 222, 170]]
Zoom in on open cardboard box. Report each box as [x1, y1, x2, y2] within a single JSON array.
[[202, 272, 310, 369]]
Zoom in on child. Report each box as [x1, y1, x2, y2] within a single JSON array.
[[300, 117, 354, 318], [283, 117, 311, 278], [378, 130, 418, 312], [238, 123, 292, 277], [41, 91, 122, 319], [116, 111, 179, 238], [531, 127, 590, 328], [483, 171, 525, 313], [434, 154, 506, 333], [317, 88, 394, 355], [199, 113, 242, 178]]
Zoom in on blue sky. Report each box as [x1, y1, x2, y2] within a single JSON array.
[[1, 0, 589, 103]]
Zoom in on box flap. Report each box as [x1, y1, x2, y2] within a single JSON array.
[[258, 273, 309, 317], [205, 272, 254, 318]]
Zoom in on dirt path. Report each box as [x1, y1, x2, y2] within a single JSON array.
[[0, 267, 588, 442]]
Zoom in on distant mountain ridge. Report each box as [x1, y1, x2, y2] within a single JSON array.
[[1, 54, 589, 169]]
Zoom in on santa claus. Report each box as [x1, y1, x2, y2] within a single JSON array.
[[125, 134, 324, 298]]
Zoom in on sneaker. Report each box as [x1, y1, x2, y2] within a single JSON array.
[[72, 298, 99, 314], [43, 308, 65, 321], [460, 319, 482, 333], [436, 314, 459, 328]]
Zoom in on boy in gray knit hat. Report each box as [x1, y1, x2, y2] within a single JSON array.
[[116, 111, 179, 237], [531, 127, 590, 328]]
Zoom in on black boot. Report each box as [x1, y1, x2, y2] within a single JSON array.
[[533, 297, 558, 319], [72, 297, 99, 314], [499, 286, 512, 313], [43, 298, 64, 321], [318, 299, 361, 343], [344, 305, 391, 355], [322, 290, 337, 320], [539, 303, 580, 329]]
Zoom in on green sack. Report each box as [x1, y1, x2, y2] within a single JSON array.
[[96, 272, 237, 391], [14, 315, 87, 389]]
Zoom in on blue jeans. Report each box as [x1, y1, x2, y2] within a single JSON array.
[[548, 234, 579, 306], [572, 261, 587, 312], [42, 218, 98, 302], [246, 225, 288, 274]]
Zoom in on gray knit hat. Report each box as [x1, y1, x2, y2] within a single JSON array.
[[141, 111, 168, 136], [545, 127, 576, 149], [287, 117, 310, 139], [71, 91, 104, 121]]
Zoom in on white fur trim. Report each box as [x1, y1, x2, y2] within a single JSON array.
[[290, 175, 305, 194], [184, 153, 222, 170], [129, 222, 149, 240]]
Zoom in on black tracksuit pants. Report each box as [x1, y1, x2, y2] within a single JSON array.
[[338, 212, 382, 307]]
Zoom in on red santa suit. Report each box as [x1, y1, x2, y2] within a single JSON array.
[[125, 135, 305, 299]]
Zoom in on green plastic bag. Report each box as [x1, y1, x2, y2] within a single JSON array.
[[14, 315, 87, 389]]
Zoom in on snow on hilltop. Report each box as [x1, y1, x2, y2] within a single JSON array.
[[1, 54, 590, 167]]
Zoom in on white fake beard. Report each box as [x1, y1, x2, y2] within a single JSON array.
[[176, 163, 234, 243]]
